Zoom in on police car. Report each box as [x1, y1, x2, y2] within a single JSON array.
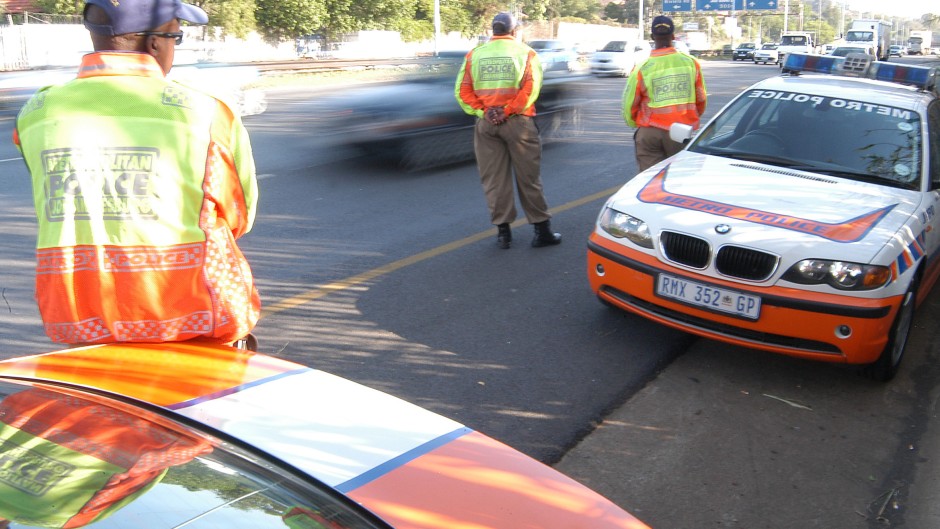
[[0, 343, 650, 528], [588, 53, 940, 381]]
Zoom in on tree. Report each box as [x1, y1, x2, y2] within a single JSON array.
[[33, 0, 81, 14], [200, 0, 257, 39], [256, 0, 327, 41]]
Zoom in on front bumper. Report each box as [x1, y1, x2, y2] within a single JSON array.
[[587, 234, 901, 365]]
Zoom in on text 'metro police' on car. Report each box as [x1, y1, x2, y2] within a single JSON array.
[[588, 52, 940, 381]]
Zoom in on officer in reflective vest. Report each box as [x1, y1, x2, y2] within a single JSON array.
[[455, 12, 562, 249], [623, 15, 707, 172], [13, 0, 260, 346]]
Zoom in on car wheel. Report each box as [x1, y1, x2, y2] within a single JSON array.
[[399, 128, 474, 171], [861, 275, 918, 382]]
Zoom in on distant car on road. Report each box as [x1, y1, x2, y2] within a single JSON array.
[[589, 39, 651, 77], [527, 39, 581, 72], [889, 44, 906, 57], [753, 43, 779, 64], [732, 42, 758, 61]]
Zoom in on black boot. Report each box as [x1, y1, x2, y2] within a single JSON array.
[[497, 223, 512, 249], [532, 220, 562, 248]]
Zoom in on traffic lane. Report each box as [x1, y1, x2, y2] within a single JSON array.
[[238, 63, 755, 301], [0, 112, 47, 358], [243, 63, 775, 462], [242, 141, 688, 464], [556, 288, 940, 528]]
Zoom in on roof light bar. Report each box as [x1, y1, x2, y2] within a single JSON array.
[[869, 61, 935, 89], [783, 53, 938, 92], [782, 53, 843, 75]]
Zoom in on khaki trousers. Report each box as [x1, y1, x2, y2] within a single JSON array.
[[474, 116, 551, 226], [634, 126, 684, 173]]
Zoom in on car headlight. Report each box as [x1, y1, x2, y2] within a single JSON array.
[[781, 259, 891, 290], [598, 207, 653, 248]]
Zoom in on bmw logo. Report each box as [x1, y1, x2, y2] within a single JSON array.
[[715, 224, 731, 234]]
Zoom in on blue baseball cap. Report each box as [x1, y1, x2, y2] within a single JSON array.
[[83, 0, 209, 36], [492, 12, 517, 33]]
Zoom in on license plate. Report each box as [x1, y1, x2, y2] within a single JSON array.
[[656, 273, 761, 320]]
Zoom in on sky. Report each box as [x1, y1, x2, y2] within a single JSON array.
[[845, 0, 935, 20]]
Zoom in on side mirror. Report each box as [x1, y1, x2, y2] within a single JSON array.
[[669, 122, 694, 144]]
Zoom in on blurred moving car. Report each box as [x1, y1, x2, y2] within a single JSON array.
[[0, 343, 652, 528], [732, 42, 758, 61], [589, 39, 651, 77], [753, 43, 779, 64], [587, 53, 940, 382], [528, 39, 582, 72], [888, 44, 906, 57], [0, 63, 266, 117], [327, 52, 586, 171]]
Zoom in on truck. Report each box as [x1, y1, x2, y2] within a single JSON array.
[[844, 19, 891, 60], [908, 30, 932, 55], [775, 32, 814, 65]]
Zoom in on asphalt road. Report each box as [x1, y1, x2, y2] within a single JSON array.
[[0, 59, 771, 463], [2, 56, 940, 528]]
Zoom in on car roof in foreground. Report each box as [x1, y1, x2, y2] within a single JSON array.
[[0, 343, 651, 529]]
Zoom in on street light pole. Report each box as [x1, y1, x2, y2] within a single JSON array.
[[433, 0, 440, 56], [639, 0, 644, 39]]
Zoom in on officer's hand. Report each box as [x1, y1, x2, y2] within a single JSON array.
[[485, 107, 507, 125]]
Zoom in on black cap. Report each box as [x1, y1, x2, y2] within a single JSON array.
[[492, 12, 517, 33], [651, 15, 674, 36]]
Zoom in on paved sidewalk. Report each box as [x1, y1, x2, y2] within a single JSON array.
[[555, 298, 940, 529]]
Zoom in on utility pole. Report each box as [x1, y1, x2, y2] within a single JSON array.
[[783, 0, 789, 33], [840, 0, 845, 38], [433, 0, 440, 56], [639, 0, 644, 39]]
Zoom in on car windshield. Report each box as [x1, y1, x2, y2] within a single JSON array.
[[739, 43, 756, 49], [847, 31, 874, 42], [761, 44, 777, 50], [0, 379, 388, 529], [601, 41, 627, 52], [688, 88, 922, 190], [780, 35, 806, 45]]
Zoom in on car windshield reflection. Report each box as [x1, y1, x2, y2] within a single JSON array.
[[0, 380, 387, 529], [688, 89, 922, 190]]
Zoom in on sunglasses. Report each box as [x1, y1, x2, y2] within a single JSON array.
[[135, 31, 184, 45]]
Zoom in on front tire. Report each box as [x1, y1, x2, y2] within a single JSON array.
[[861, 277, 918, 382]]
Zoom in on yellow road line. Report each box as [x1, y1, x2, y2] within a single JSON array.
[[261, 184, 622, 317]]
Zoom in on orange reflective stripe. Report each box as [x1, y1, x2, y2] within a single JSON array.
[[36, 244, 205, 275], [77, 52, 164, 79]]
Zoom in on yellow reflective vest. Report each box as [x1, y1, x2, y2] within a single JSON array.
[[13, 52, 260, 344], [455, 35, 543, 119], [622, 47, 707, 130]]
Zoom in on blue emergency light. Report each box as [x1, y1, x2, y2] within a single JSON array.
[[783, 53, 938, 92], [782, 53, 844, 75]]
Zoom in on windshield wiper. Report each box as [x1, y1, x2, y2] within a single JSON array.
[[716, 151, 810, 168]]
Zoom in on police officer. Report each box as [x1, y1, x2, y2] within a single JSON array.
[[13, 0, 260, 347], [623, 15, 707, 172], [455, 12, 561, 249]]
